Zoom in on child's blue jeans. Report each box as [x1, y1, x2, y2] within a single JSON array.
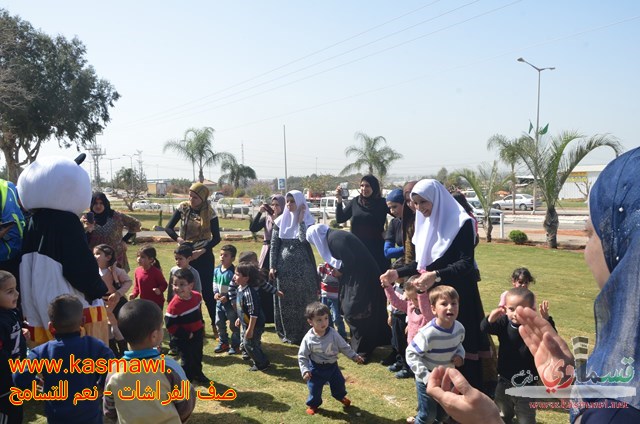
[[216, 300, 240, 347], [321, 296, 347, 339], [241, 324, 268, 367], [415, 379, 447, 424]]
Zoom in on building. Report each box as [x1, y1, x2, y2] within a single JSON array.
[[559, 165, 606, 200]]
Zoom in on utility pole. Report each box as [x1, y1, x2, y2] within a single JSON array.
[[86, 140, 105, 188], [104, 157, 119, 189], [283, 125, 288, 193], [241, 141, 245, 165]]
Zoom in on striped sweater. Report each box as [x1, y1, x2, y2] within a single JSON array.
[[165, 291, 204, 339], [406, 318, 465, 384]]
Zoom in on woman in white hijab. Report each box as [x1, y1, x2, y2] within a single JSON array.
[[381, 179, 491, 392], [269, 190, 318, 344]]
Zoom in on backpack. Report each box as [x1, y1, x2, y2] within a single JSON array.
[[0, 180, 25, 260]]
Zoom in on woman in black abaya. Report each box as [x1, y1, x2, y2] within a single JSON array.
[[307, 224, 391, 361]]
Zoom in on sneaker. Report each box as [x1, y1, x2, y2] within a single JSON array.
[[340, 397, 351, 407], [248, 361, 270, 371], [388, 362, 403, 372], [306, 406, 318, 415], [228, 346, 240, 355], [241, 351, 251, 361], [395, 369, 414, 379], [214, 343, 230, 353]]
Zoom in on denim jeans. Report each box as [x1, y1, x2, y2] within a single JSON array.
[[321, 296, 347, 339], [495, 376, 536, 424], [306, 361, 347, 407], [415, 380, 447, 424], [215, 300, 240, 347], [241, 324, 268, 367]]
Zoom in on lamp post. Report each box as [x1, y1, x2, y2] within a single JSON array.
[[122, 154, 135, 195], [517, 57, 555, 213]]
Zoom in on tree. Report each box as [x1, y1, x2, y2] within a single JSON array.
[[218, 157, 257, 189], [455, 161, 506, 242], [340, 132, 403, 181], [487, 134, 521, 214], [511, 131, 622, 248], [0, 10, 120, 181], [163, 127, 233, 183], [114, 167, 147, 211]]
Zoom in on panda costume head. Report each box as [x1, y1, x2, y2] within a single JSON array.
[[18, 154, 108, 345], [18, 154, 92, 215]]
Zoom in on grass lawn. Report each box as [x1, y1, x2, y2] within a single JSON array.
[[22, 240, 598, 423], [119, 210, 253, 232]]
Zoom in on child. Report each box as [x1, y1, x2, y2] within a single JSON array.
[[381, 275, 433, 379], [498, 268, 551, 319], [298, 302, 364, 415], [166, 244, 202, 302], [129, 245, 168, 310], [317, 262, 347, 339], [104, 299, 196, 423], [94, 243, 132, 358], [0, 271, 25, 423], [233, 263, 270, 371], [213, 244, 240, 354], [14, 294, 114, 423], [406, 286, 465, 424], [482, 287, 556, 424], [165, 268, 209, 385]]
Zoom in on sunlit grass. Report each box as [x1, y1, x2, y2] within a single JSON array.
[[23, 240, 596, 423]]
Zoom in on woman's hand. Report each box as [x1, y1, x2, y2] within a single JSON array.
[[297, 202, 307, 221], [153, 288, 161, 295], [176, 237, 185, 245], [269, 269, 277, 281], [80, 215, 95, 233], [379, 269, 399, 286], [191, 248, 205, 260], [245, 329, 254, 339], [334, 185, 343, 200], [516, 306, 574, 376], [427, 366, 502, 424], [414, 271, 437, 292], [107, 292, 121, 308]]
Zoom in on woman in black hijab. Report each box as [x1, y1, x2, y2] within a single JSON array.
[[335, 175, 390, 273]]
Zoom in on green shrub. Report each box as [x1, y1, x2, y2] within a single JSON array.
[[509, 230, 528, 245]]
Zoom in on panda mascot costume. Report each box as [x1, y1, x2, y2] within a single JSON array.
[[17, 155, 109, 345]]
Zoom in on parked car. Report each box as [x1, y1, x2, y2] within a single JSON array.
[[468, 200, 503, 224], [492, 194, 542, 211], [215, 198, 249, 215], [309, 197, 344, 219], [461, 190, 479, 201], [212, 191, 224, 202], [132, 200, 161, 210], [250, 195, 266, 206]]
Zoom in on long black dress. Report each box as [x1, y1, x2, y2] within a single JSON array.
[[335, 196, 390, 274], [326, 229, 391, 357], [397, 219, 489, 390]]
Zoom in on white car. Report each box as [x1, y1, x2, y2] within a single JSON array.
[[492, 194, 541, 211], [132, 200, 161, 210], [468, 200, 503, 224]]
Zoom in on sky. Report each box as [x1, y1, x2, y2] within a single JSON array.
[[2, 0, 639, 184]]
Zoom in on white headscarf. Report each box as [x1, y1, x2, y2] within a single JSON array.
[[274, 190, 316, 239], [411, 179, 470, 271], [306, 224, 343, 269]]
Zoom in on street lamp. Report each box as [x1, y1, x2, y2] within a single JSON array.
[[517, 57, 555, 213], [122, 154, 135, 195]]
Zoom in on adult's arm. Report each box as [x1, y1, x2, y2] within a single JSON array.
[[432, 220, 475, 281], [249, 213, 266, 233], [269, 226, 281, 271], [119, 212, 141, 242], [165, 209, 182, 241], [335, 198, 352, 224], [204, 216, 221, 250]]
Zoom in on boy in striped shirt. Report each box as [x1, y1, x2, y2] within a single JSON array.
[[406, 286, 465, 424]]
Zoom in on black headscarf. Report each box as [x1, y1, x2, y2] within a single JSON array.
[[358, 174, 382, 208], [91, 192, 114, 226]]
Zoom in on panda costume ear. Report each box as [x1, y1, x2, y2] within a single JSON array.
[[17, 155, 92, 216], [74, 153, 87, 165]]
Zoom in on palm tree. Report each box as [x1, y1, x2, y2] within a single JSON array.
[[340, 132, 403, 180], [487, 134, 521, 214], [455, 161, 506, 242], [511, 131, 622, 248], [163, 127, 233, 183], [219, 157, 257, 189]]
